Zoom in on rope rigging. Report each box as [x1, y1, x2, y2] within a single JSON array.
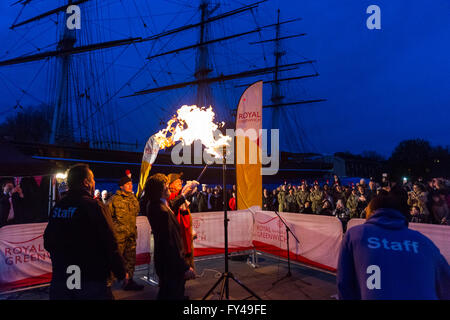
[[0, 0, 324, 154]]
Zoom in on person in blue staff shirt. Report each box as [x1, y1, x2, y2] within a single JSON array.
[[337, 187, 450, 300]]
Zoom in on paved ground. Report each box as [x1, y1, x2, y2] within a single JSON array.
[[0, 254, 337, 300]]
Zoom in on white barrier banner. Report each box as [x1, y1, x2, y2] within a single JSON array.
[[347, 218, 450, 264], [0, 223, 52, 291], [192, 210, 254, 256], [6, 212, 448, 291], [0, 216, 151, 292], [252, 211, 343, 271], [136, 216, 151, 265]]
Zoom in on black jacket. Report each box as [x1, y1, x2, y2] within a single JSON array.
[[197, 191, 208, 212], [0, 192, 24, 227], [43, 187, 126, 299], [145, 195, 189, 280], [262, 195, 272, 211], [210, 194, 223, 211]]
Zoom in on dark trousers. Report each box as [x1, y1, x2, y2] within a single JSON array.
[[157, 275, 186, 300]]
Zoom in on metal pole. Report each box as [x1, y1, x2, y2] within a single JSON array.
[[196, 164, 209, 182], [286, 227, 291, 276], [223, 145, 229, 299]]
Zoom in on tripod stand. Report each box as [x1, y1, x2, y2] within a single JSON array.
[[271, 210, 308, 286], [202, 147, 261, 300]]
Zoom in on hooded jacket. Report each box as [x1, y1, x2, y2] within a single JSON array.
[[337, 208, 450, 300]]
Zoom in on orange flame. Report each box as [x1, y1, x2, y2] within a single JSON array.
[[154, 105, 231, 158]]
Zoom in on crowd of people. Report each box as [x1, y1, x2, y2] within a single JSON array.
[[2, 173, 448, 231], [1, 167, 449, 300], [172, 174, 450, 232], [259, 175, 450, 229]]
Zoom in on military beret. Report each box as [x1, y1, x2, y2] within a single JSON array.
[[118, 176, 132, 186]]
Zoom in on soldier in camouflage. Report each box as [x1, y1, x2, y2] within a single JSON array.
[[285, 188, 298, 212], [346, 188, 360, 219], [108, 176, 143, 291], [277, 185, 287, 212], [296, 184, 310, 213]]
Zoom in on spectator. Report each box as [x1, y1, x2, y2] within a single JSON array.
[[189, 191, 199, 213], [407, 183, 430, 217], [430, 191, 449, 225], [301, 201, 313, 214], [296, 184, 310, 213], [197, 185, 208, 212], [271, 189, 278, 211], [333, 185, 346, 204], [0, 181, 24, 227], [333, 199, 351, 231], [319, 200, 333, 216], [262, 189, 271, 211], [343, 185, 352, 199], [357, 185, 370, 218], [19, 177, 41, 223], [368, 180, 377, 198], [346, 189, 359, 219], [94, 189, 100, 200], [310, 184, 324, 214], [229, 192, 237, 211], [101, 190, 109, 204], [211, 188, 222, 211], [323, 190, 334, 209], [337, 192, 450, 300], [410, 206, 427, 224], [333, 174, 341, 187], [277, 185, 287, 212], [285, 188, 297, 213], [359, 178, 367, 188], [207, 187, 213, 211]]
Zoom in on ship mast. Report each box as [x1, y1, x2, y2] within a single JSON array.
[[270, 9, 284, 132], [195, 0, 216, 108], [50, 0, 76, 144], [1, 1, 325, 152]]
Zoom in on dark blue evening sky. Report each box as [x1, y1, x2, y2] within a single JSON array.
[[0, 0, 449, 157]]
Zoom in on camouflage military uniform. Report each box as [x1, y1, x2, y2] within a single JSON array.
[[310, 189, 324, 214], [296, 190, 310, 212], [346, 194, 359, 219], [277, 190, 286, 212], [108, 190, 140, 280]]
